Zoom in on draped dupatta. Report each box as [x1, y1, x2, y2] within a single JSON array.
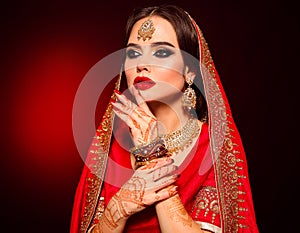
[[188, 14, 259, 232], [70, 12, 259, 233]]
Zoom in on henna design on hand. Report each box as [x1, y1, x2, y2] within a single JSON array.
[[132, 118, 142, 137], [166, 185, 178, 197], [102, 177, 147, 230], [143, 118, 156, 143], [118, 177, 146, 208], [112, 91, 159, 146], [139, 160, 159, 170], [155, 194, 160, 201], [102, 158, 178, 230], [92, 219, 104, 233], [102, 198, 121, 230], [135, 108, 149, 118], [165, 195, 193, 227]]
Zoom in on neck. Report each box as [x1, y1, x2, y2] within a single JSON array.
[[148, 100, 191, 135]]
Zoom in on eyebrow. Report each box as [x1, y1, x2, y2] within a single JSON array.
[[126, 41, 176, 49]]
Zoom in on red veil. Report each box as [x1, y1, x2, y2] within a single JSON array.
[[70, 11, 259, 233]]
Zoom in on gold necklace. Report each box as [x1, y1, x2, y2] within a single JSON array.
[[162, 118, 200, 154]]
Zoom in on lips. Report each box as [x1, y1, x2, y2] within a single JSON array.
[[133, 76, 156, 90]]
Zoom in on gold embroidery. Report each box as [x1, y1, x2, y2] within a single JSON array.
[[100, 177, 147, 230], [191, 186, 220, 224], [94, 197, 105, 222], [80, 94, 116, 233], [165, 195, 193, 227], [80, 175, 101, 232], [187, 15, 250, 231], [91, 220, 104, 233]]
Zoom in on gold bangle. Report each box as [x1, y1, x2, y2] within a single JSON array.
[[130, 137, 170, 167]]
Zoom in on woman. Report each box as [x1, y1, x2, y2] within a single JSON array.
[[70, 5, 259, 233]]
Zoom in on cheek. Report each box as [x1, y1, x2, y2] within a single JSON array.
[[157, 60, 185, 88], [162, 59, 184, 73], [124, 58, 136, 86], [125, 68, 135, 86], [162, 70, 185, 89]]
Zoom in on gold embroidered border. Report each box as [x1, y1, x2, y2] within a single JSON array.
[[188, 16, 249, 232], [191, 186, 220, 224], [80, 97, 116, 232]]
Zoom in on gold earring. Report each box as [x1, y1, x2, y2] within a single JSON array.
[[182, 78, 196, 110]]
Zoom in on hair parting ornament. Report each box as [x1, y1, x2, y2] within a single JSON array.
[[137, 9, 157, 41]]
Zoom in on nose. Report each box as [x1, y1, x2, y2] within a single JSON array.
[[136, 63, 150, 73], [136, 55, 151, 73]]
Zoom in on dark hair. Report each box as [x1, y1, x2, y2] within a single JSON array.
[[124, 5, 207, 122]]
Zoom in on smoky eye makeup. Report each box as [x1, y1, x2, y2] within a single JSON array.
[[125, 42, 177, 59], [126, 49, 142, 59], [152, 47, 175, 58]]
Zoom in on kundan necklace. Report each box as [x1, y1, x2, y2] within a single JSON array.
[[162, 118, 201, 154]]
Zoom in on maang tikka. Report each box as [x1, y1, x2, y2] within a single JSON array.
[[137, 11, 156, 41], [182, 77, 197, 110]]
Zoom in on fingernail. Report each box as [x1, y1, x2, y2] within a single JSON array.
[[169, 186, 178, 196], [114, 89, 122, 95], [110, 98, 116, 103]]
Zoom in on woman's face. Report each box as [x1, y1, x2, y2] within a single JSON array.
[[124, 16, 187, 102]]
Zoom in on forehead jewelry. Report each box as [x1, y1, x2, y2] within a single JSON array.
[[137, 18, 156, 41]]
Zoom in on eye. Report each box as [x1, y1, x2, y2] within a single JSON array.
[[153, 48, 174, 58], [126, 49, 141, 59]]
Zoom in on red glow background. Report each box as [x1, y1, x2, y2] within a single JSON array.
[[1, 1, 299, 232]]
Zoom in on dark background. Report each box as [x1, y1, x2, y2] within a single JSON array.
[[1, 0, 299, 232]]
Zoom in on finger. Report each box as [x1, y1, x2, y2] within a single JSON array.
[[113, 107, 144, 141], [142, 186, 178, 205], [112, 101, 137, 118], [144, 118, 158, 142], [132, 116, 157, 144], [113, 104, 145, 135], [113, 101, 150, 131], [131, 86, 145, 106], [137, 157, 174, 173], [152, 173, 179, 191], [113, 102, 151, 144], [112, 108, 135, 129], [156, 185, 178, 199], [131, 86, 154, 116], [115, 91, 138, 110], [151, 164, 178, 182]]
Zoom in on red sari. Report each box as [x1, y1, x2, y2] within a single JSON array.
[[70, 11, 260, 233], [101, 122, 219, 233]]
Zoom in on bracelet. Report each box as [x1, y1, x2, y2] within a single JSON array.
[[130, 137, 164, 155], [130, 137, 170, 167]]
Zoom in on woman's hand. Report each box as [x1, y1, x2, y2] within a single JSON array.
[[112, 87, 158, 146], [102, 157, 178, 230]]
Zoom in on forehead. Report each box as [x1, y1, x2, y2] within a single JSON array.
[[127, 16, 179, 47]]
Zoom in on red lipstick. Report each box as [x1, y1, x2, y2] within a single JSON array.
[[133, 76, 156, 90]]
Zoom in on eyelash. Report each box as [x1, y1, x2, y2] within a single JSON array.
[[153, 48, 174, 58], [126, 48, 174, 59], [126, 49, 141, 59]]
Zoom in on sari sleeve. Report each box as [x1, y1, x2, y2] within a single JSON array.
[[190, 166, 222, 233]]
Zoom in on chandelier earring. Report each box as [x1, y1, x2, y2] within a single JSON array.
[[182, 76, 196, 110]]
